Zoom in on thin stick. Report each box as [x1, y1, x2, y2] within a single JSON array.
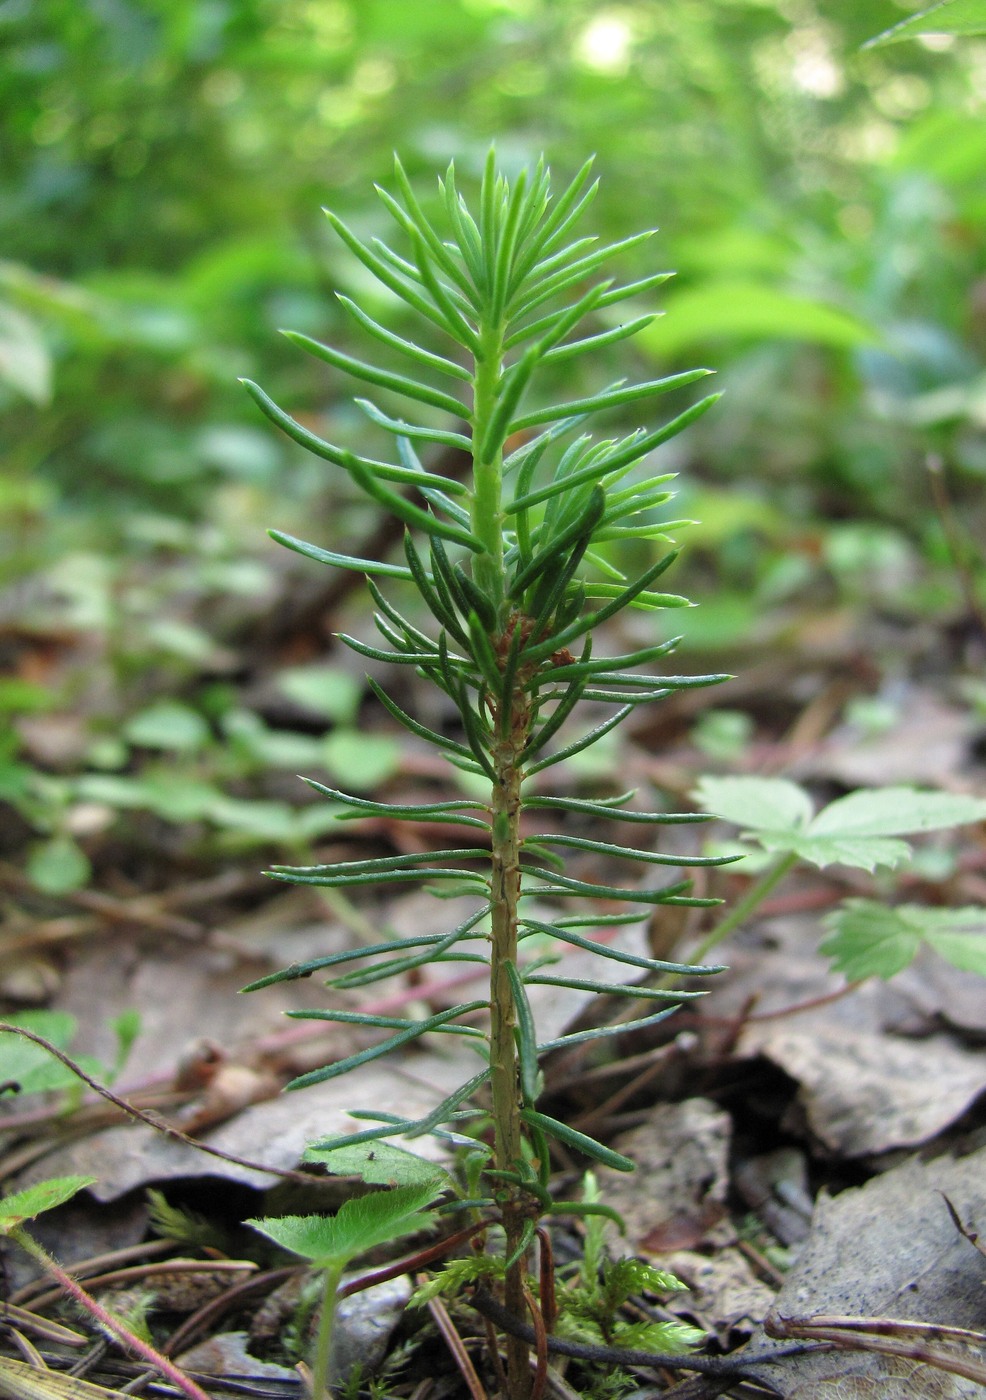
[[766, 1312, 986, 1387], [423, 1283, 488, 1400], [0, 1023, 312, 1184]]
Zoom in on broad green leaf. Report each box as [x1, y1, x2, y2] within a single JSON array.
[[822, 900, 986, 980], [322, 728, 401, 790], [638, 281, 877, 357], [699, 781, 986, 872], [810, 787, 986, 841], [692, 776, 814, 833], [0, 302, 52, 403], [864, 0, 986, 48], [302, 1139, 454, 1190], [0, 1176, 96, 1233], [247, 1181, 440, 1268], [276, 666, 361, 723]]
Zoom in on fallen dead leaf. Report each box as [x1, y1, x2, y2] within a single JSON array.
[[603, 1098, 734, 1252], [741, 1147, 986, 1397]]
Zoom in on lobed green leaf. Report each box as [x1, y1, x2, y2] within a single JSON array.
[[247, 1181, 441, 1269]]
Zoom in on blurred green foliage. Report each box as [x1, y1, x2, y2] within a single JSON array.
[[2, 0, 985, 889]]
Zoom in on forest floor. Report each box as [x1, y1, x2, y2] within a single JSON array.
[[2, 542, 986, 1400]]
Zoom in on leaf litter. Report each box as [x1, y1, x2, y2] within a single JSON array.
[[2, 604, 985, 1395]]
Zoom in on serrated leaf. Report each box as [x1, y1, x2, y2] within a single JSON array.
[[821, 900, 986, 980], [247, 1181, 440, 1268], [0, 1176, 96, 1233], [302, 1139, 454, 1190], [810, 787, 986, 840], [692, 776, 814, 833], [820, 900, 923, 979]]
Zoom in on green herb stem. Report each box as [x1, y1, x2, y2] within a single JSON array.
[[311, 1260, 344, 1400], [690, 851, 799, 963]]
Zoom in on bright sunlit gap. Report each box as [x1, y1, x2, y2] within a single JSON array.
[[575, 12, 635, 75], [787, 27, 844, 98]]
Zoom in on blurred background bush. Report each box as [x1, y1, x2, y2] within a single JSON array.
[[2, 0, 984, 893]]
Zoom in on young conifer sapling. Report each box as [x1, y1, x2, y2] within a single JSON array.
[[242, 151, 730, 1398]]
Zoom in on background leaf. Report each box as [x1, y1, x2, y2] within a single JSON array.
[[639, 281, 878, 356], [822, 900, 986, 979], [0, 1013, 102, 1097], [809, 788, 986, 840], [302, 1139, 454, 1190], [692, 776, 815, 833]]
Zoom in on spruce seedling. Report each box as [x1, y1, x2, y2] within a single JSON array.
[[243, 152, 731, 1397]]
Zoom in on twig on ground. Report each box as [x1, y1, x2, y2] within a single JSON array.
[[765, 1312, 986, 1387], [0, 1022, 316, 1184]]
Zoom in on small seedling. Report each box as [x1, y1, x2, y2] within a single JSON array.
[[248, 1180, 445, 1400], [0, 1177, 211, 1400], [557, 1174, 702, 1359], [242, 151, 731, 1397]]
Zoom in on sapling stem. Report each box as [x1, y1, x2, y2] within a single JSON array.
[[489, 690, 533, 1398]]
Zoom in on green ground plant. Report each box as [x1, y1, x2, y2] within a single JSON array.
[[241, 151, 731, 1397], [692, 776, 986, 977]]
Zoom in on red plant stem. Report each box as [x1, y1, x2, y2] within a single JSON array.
[[11, 1228, 213, 1400]]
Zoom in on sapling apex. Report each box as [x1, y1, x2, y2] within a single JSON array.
[[243, 151, 731, 1398]]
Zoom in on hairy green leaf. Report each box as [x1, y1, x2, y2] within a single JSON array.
[[247, 1181, 441, 1269], [0, 1177, 96, 1233]]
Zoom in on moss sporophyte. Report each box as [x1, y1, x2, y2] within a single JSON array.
[[241, 151, 731, 1398]]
